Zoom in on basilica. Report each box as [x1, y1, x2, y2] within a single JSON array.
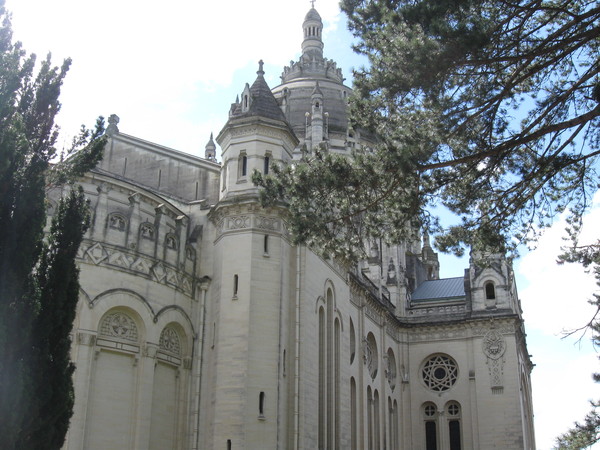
[[54, 6, 536, 449]]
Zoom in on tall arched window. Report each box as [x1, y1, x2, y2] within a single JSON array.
[[423, 402, 438, 450], [485, 281, 496, 300], [318, 287, 340, 449], [350, 377, 357, 450], [446, 401, 462, 450]]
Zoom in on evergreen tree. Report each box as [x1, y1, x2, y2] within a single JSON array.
[[254, 0, 599, 260], [0, 2, 104, 448]]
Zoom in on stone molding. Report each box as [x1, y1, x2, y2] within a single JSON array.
[[77, 239, 196, 297]]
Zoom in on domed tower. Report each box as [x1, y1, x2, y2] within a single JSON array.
[[204, 132, 217, 162], [272, 6, 376, 155]]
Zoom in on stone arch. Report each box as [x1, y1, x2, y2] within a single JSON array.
[[153, 306, 194, 355], [90, 288, 155, 314], [96, 305, 146, 344], [314, 295, 326, 313], [81, 289, 153, 335]]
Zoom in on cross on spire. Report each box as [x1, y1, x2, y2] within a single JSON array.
[[310, 0, 316, 8]]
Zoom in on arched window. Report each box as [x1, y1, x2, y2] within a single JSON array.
[[318, 287, 340, 449], [240, 154, 248, 177], [423, 402, 438, 450], [350, 377, 357, 450], [446, 401, 462, 450], [485, 281, 496, 300], [264, 155, 270, 174], [349, 318, 356, 364]]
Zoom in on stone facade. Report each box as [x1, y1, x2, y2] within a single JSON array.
[[56, 6, 535, 450]]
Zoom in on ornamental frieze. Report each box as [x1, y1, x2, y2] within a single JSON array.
[[365, 303, 382, 325], [471, 322, 515, 336], [77, 240, 195, 297], [226, 215, 251, 230], [255, 216, 280, 231], [409, 326, 467, 342]]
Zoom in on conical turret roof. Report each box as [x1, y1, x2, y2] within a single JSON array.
[[229, 61, 288, 123]]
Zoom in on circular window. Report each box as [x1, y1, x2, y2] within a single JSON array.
[[421, 354, 458, 392]]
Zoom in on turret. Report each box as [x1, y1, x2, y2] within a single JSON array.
[[204, 132, 217, 162], [467, 251, 520, 314], [216, 61, 298, 200]]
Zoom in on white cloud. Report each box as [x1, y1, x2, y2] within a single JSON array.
[[5, 0, 346, 151], [518, 192, 600, 335], [517, 191, 600, 448]]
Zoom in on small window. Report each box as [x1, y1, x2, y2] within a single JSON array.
[[227, 439, 231, 450], [259, 391, 266, 418], [485, 282, 496, 300], [264, 155, 270, 174], [264, 235, 269, 255], [282, 349, 286, 376], [241, 155, 247, 176], [233, 274, 239, 298]]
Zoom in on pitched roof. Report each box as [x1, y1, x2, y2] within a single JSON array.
[[411, 277, 465, 302]]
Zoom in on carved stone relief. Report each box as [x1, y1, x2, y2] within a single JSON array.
[[483, 329, 506, 389], [100, 312, 138, 342]]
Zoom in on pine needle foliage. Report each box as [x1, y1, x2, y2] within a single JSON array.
[[254, 0, 599, 261]]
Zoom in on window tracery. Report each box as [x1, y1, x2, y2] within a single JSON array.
[[422, 354, 458, 392]]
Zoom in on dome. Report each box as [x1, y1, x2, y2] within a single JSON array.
[[304, 7, 322, 22]]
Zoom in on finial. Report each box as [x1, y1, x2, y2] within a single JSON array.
[[257, 59, 265, 76], [310, 0, 316, 8]]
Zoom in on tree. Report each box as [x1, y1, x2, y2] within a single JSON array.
[[0, 2, 104, 448], [254, 0, 599, 261]]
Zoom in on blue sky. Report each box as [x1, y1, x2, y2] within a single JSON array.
[[6, 0, 600, 448]]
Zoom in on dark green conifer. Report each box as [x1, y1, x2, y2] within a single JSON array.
[[0, 1, 104, 447]]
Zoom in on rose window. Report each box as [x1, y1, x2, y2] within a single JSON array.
[[421, 354, 458, 392]]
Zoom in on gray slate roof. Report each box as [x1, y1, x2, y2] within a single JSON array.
[[411, 277, 465, 302], [230, 70, 288, 123]]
